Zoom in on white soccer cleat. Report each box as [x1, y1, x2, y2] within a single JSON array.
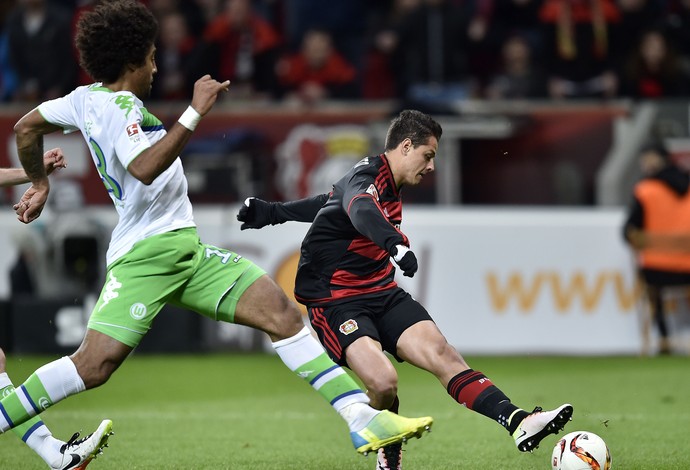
[[513, 404, 573, 452], [52, 419, 114, 470], [376, 442, 403, 470]]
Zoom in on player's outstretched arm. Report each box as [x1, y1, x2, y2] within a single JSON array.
[[128, 75, 230, 185], [0, 167, 32, 188], [237, 193, 329, 230], [0, 148, 66, 187]]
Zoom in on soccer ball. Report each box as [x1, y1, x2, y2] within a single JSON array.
[[551, 431, 611, 470]]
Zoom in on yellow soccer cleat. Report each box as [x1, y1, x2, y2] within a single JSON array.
[[350, 410, 433, 456]]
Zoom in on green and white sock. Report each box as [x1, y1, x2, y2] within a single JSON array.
[[0, 357, 85, 433], [0, 373, 63, 466], [272, 326, 377, 431]]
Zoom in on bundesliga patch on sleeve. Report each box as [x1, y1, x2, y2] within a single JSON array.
[[365, 183, 379, 201], [126, 123, 142, 143]]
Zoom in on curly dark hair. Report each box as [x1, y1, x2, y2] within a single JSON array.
[[75, 0, 158, 83], [384, 110, 443, 151]]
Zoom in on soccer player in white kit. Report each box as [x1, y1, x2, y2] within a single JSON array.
[[0, 0, 432, 466]]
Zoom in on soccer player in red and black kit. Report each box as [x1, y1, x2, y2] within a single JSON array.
[[237, 110, 573, 470]]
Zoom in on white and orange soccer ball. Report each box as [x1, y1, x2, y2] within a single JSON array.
[[551, 431, 612, 470]]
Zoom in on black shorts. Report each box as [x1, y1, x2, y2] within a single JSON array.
[[307, 287, 433, 367]]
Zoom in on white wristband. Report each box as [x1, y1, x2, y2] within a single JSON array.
[[393, 244, 410, 262], [178, 105, 202, 131]]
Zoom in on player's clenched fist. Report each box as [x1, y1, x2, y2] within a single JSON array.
[[391, 244, 418, 277]]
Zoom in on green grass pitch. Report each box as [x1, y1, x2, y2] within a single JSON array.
[[0, 353, 687, 469]]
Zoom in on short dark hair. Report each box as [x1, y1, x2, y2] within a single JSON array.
[[75, 0, 158, 83], [384, 110, 443, 151]]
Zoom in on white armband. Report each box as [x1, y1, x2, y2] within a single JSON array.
[[178, 106, 202, 131]]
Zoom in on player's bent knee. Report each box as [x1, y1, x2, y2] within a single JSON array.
[[269, 302, 305, 339], [366, 371, 398, 399]]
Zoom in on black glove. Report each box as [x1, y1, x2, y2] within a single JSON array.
[[237, 197, 275, 230], [392, 245, 418, 277]]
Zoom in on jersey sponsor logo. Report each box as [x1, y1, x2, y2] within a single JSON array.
[[126, 123, 141, 142], [339, 319, 359, 335], [129, 302, 148, 320], [366, 183, 379, 201]]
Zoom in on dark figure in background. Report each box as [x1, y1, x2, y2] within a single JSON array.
[[284, 0, 368, 77], [192, 0, 281, 99], [150, 11, 198, 100], [361, 0, 422, 100], [619, 28, 690, 99], [6, 0, 77, 101], [276, 28, 357, 104], [539, 0, 620, 99], [623, 144, 690, 355], [611, 0, 663, 71], [492, 0, 546, 53], [485, 33, 547, 99], [395, 0, 474, 102]]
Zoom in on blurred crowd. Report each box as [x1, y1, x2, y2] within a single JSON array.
[[2, 0, 690, 105]]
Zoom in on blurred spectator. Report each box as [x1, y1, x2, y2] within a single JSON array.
[[6, 0, 77, 101], [253, 0, 286, 35], [284, 0, 368, 75], [612, 0, 664, 70], [395, 0, 475, 102], [539, 0, 620, 99], [195, 0, 224, 24], [151, 11, 198, 100], [361, 0, 421, 99], [623, 143, 690, 355], [149, 0, 207, 37], [276, 28, 357, 105], [484, 33, 547, 99], [464, 0, 506, 87], [192, 0, 281, 99], [491, 0, 545, 54], [619, 28, 690, 98]]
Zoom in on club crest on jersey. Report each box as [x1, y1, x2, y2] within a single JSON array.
[[365, 184, 379, 201], [126, 123, 141, 142], [339, 319, 359, 335]]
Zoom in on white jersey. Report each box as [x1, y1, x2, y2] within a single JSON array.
[[38, 83, 195, 266]]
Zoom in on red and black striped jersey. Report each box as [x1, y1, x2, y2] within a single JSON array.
[[295, 154, 410, 306]]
